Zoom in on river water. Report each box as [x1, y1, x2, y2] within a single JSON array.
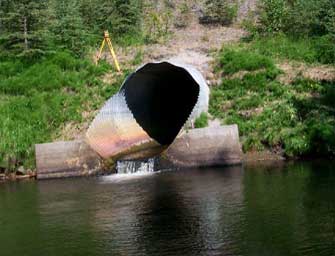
[[0, 161, 334, 256]]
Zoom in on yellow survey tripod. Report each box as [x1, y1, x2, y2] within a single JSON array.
[[96, 30, 121, 72]]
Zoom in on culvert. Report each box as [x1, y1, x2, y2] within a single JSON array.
[[86, 61, 209, 160]]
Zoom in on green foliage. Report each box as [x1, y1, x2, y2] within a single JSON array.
[[255, 0, 335, 64], [210, 47, 335, 157], [258, 0, 334, 36], [194, 112, 209, 128], [218, 48, 277, 75], [0, 0, 50, 58], [106, 0, 142, 38], [0, 0, 145, 59], [313, 35, 335, 64], [50, 0, 89, 56], [249, 35, 318, 63], [258, 0, 288, 33], [132, 49, 144, 65], [0, 52, 122, 170], [200, 0, 238, 25]]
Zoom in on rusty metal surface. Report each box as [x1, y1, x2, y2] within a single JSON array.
[[86, 90, 158, 159], [86, 61, 209, 160]]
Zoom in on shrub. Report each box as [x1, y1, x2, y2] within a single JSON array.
[[199, 0, 238, 26], [258, 0, 288, 34], [314, 35, 335, 64], [218, 48, 276, 75], [194, 112, 209, 128], [256, 0, 335, 64]]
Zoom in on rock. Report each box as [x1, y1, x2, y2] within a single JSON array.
[[17, 166, 25, 175], [159, 125, 243, 168]]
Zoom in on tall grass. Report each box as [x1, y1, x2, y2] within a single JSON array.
[[210, 46, 335, 157], [0, 51, 125, 171], [247, 34, 318, 63]]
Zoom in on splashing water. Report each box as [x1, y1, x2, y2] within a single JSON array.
[[116, 158, 155, 174]]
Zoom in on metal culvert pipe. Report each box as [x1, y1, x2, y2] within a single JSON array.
[[86, 61, 209, 160]]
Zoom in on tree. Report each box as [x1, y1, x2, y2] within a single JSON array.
[[97, 0, 143, 38], [0, 0, 50, 58], [50, 0, 88, 56]]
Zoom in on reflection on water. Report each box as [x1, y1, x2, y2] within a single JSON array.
[[0, 161, 334, 256]]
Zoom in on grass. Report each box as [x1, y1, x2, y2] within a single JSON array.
[[217, 48, 276, 75], [194, 112, 208, 128], [210, 44, 335, 157], [243, 34, 335, 65], [247, 34, 318, 63], [0, 51, 127, 171]]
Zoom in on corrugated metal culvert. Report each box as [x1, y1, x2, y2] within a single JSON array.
[[86, 61, 209, 160]]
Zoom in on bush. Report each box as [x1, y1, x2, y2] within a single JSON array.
[[258, 0, 288, 34], [256, 0, 335, 64], [199, 0, 238, 26], [218, 48, 276, 74], [314, 35, 335, 64]]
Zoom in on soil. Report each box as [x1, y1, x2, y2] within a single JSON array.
[[278, 62, 335, 84]]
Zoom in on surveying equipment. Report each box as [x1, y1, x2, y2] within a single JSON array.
[[96, 30, 121, 72]]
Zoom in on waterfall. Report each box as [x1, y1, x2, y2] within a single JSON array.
[[116, 158, 155, 174]]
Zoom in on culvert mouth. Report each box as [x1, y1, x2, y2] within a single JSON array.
[[86, 62, 206, 160], [123, 62, 199, 145]]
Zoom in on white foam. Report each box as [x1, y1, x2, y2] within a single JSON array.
[[99, 171, 158, 183]]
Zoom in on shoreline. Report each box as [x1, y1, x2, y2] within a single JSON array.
[[2, 152, 334, 182]]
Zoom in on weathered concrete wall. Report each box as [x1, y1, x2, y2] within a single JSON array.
[[35, 140, 102, 179], [160, 125, 243, 168], [35, 125, 242, 179]]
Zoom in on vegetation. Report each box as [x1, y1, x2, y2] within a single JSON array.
[[0, 0, 141, 172], [210, 0, 335, 158], [194, 112, 209, 128], [210, 46, 335, 157], [0, 52, 128, 171], [250, 0, 335, 65], [1, 0, 335, 172], [0, 0, 144, 59], [200, 0, 238, 25]]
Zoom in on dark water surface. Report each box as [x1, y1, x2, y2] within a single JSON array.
[[0, 161, 334, 256]]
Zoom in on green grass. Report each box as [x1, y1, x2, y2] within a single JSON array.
[[194, 112, 208, 128], [0, 51, 127, 171], [247, 34, 318, 63], [218, 48, 276, 75], [210, 46, 335, 157], [244, 34, 335, 65]]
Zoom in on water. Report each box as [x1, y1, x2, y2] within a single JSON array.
[[116, 158, 155, 174], [0, 161, 334, 256]]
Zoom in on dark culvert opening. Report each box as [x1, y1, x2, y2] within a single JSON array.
[[122, 62, 200, 145]]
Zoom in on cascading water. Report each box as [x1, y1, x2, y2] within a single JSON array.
[[116, 158, 155, 174]]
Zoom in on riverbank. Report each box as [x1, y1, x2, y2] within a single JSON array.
[[1, 0, 335, 175], [209, 37, 335, 158]]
